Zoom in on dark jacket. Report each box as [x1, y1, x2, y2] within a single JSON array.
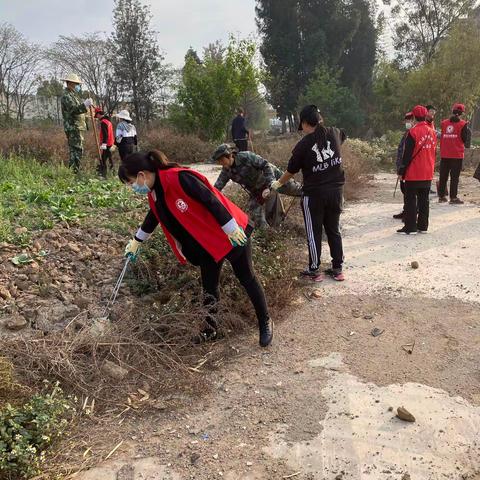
[[232, 115, 249, 141]]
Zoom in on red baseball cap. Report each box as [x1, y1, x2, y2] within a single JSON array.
[[412, 105, 428, 118], [452, 103, 465, 112], [94, 107, 104, 116]]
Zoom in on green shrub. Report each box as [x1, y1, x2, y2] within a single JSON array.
[[0, 383, 73, 479]]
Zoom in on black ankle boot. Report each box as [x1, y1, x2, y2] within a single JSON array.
[[258, 317, 273, 347]]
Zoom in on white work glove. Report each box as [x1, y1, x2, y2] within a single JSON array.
[[84, 98, 94, 108], [100, 143, 107, 150], [270, 180, 282, 191], [261, 188, 271, 199], [125, 238, 141, 261], [222, 219, 248, 247]]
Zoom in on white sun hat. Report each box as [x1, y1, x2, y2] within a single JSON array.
[[61, 73, 82, 84], [115, 110, 132, 121]]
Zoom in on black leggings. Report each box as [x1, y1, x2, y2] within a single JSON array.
[[199, 240, 269, 329], [98, 147, 113, 176]]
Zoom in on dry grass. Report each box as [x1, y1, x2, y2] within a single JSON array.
[[0, 125, 214, 168]]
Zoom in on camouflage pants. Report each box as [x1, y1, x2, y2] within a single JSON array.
[[249, 178, 302, 228], [65, 130, 84, 173]]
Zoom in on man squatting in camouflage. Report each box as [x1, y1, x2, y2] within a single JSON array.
[[60, 74, 94, 172], [211, 144, 302, 227]]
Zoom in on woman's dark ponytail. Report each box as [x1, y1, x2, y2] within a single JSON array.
[[118, 149, 181, 183]]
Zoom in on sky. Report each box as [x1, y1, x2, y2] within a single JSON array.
[[0, 0, 258, 67]]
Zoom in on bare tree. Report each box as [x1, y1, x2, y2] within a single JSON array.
[[383, 0, 478, 67], [0, 23, 43, 122], [47, 32, 121, 113], [111, 0, 167, 123]]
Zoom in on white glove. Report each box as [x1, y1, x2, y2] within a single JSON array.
[[125, 238, 141, 260], [84, 98, 94, 108], [261, 188, 271, 199], [270, 180, 282, 191], [100, 143, 107, 150]]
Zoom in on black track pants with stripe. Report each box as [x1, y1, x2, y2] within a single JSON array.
[[301, 190, 344, 271]]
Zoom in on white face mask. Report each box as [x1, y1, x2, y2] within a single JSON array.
[[405, 122, 412, 130]]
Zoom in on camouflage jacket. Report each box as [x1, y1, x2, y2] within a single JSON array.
[[214, 151, 281, 194], [61, 88, 87, 133]]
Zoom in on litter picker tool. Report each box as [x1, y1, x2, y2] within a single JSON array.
[[103, 256, 131, 317], [89, 105, 102, 163], [393, 177, 399, 198]]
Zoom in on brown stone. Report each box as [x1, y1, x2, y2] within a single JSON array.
[[4, 314, 28, 331], [396, 406, 416, 422], [101, 360, 128, 381]]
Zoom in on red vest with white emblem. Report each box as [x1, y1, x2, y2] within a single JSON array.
[[404, 121, 436, 181], [147, 168, 249, 264], [440, 119, 467, 159]]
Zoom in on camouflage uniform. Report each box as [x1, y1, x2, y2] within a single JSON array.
[[61, 88, 87, 172], [214, 151, 302, 227]]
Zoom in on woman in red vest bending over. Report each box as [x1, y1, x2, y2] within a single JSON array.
[[438, 103, 471, 205], [397, 105, 437, 235], [119, 150, 273, 347]]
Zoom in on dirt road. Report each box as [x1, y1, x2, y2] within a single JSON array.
[[78, 172, 480, 480]]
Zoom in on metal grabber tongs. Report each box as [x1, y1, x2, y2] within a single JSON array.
[[102, 254, 133, 318]]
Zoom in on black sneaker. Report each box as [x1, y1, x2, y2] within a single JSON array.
[[325, 268, 345, 281], [259, 318, 273, 347], [438, 197, 448, 203], [396, 227, 417, 235], [449, 198, 464, 205], [393, 212, 404, 219], [299, 268, 320, 278]]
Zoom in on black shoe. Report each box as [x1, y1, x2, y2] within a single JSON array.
[[193, 326, 218, 344], [259, 318, 273, 347], [449, 198, 464, 205], [396, 227, 417, 235], [393, 212, 404, 219], [299, 268, 319, 278], [438, 196, 448, 203]]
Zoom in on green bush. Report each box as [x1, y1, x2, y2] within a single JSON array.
[[0, 383, 73, 479]]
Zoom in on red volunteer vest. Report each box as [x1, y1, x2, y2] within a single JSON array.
[[404, 121, 436, 181], [99, 118, 114, 146], [440, 119, 467, 159], [147, 168, 249, 264]]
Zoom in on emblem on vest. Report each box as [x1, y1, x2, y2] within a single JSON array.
[[175, 198, 188, 213], [446, 125, 454, 134]]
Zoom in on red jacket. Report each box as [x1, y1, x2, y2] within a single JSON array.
[[99, 118, 114, 146], [148, 168, 249, 264], [440, 118, 467, 159], [404, 121, 436, 181]]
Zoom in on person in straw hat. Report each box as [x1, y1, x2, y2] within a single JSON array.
[[115, 110, 138, 161], [60, 73, 94, 172]]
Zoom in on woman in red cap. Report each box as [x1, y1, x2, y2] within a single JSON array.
[[438, 103, 471, 204], [397, 105, 437, 235], [119, 150, 273, 348]]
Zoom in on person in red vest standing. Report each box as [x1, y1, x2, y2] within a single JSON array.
[[119, 150, 273, 348], [438, 103, 471, 204], [94, 108, 115, 177], [397, 105, 437, 235]]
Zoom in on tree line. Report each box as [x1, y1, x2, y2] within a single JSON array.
[[1, 0, 480, 138]]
